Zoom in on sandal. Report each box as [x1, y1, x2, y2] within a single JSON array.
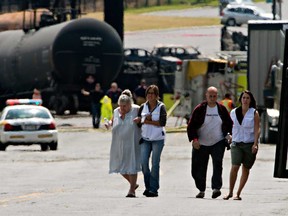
[[233, 196, 242, 200], [223, 194, 233, 200], [135, 184, 139, 190], [126, 193, 136, 198]]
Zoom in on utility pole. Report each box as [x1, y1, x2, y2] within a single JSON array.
[[274, 29, 288, 178], [104, 0, 124, 42], [272, 0, 276, 20]]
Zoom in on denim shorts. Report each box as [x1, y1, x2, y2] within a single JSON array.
[[231, 142, 256, 169]]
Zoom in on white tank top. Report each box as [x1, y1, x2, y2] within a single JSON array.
[[231, 107, 255, 143], [141, 103, 165, 141]]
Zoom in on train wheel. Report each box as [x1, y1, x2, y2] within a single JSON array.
[[69, 94, 79, 115], [50, 95, 69, 115]]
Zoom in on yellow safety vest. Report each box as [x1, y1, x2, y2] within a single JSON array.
[[220, 99, 233, 113], [100, 95, 113, 122]]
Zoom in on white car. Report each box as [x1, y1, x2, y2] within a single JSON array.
[[219, 0, 254, 15], [228, 0, 254, 5], [0, 100, 58, 151], [221, 4, 276, 26]]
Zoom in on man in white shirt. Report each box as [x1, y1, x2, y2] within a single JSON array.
[[187, 86, 233, 199]]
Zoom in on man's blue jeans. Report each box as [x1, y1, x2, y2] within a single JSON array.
[[140, 139, 164, 194]]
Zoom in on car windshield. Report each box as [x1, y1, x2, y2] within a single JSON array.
[[229, 0, 254, 4], [5, 108, 50, 119]]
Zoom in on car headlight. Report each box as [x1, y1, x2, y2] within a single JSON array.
[[266, 108, 279, 127]]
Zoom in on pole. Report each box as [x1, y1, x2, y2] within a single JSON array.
[[272, 0, 276, 20]]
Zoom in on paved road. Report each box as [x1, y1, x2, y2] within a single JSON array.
[[1, 2, 288, 214], [125, 25, 247, 57], [0, 115, 287, 215], [143, 2, 288, 19], [125, 1, 287, 57]]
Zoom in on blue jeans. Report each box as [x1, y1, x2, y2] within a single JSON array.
[[191, 139, 226, 192], [91, 102, 101, 128], [140, 139, 164, 194]]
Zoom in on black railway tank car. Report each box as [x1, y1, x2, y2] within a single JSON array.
[[0, 18, 124, 114]]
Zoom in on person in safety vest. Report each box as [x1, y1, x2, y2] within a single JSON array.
[[100, 95, 113, 124], [220, 93, 235, 113]]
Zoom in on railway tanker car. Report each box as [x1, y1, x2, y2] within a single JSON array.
[[0, 17, 124, 114]]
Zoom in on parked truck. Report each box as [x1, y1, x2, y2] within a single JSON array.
[[173, 51, 247, 124], [248, 20, 288, 143]]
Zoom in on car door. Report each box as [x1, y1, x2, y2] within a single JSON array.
[[243, 8, 256, 23], [234, 7, 246, 24], [232, 7, 243, 25]]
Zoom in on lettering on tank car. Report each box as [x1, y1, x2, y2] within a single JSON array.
[[83, 58, 101, 68], [84, 56, 100, 64], [80, 36, 103, 47]]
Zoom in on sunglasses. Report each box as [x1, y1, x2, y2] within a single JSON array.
[[147, 92, 155, 95]]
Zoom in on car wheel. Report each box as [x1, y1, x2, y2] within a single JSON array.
[[49, 142, 58, 151], [0, 143, 7, 151], [226, 18, 236, 26], [41, 144, 49, 151]]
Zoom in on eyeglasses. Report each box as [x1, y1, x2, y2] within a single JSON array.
[[147, 92, 155, 95]]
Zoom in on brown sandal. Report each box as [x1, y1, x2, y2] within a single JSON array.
[[223, 194, 233, 200], [233, 196, 242, 200]]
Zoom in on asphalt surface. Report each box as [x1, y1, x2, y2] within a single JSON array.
[[1, 2, 288, 214], [143, 2, 288, 19], [54, 115, 288, 216], [121, 3, 288, 214], [0, 114, 287, 215], [124, 2, 288, 57]]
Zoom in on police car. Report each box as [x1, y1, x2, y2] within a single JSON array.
[[0, 99, 58, 151]]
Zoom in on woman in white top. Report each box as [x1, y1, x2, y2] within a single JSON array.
[[109, 94, 141, 198], [135, 85, 167, 197], [223, 90, 260, 201]]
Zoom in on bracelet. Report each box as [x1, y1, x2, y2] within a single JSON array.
[[193, 138, 198, 142]]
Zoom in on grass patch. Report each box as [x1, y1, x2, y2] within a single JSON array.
[[124, 15, 220, 31], [125, 0, 264, 14], [84, 12, 220, 31], [83, 0, 264, 31], [125, 3, 216, 14]]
